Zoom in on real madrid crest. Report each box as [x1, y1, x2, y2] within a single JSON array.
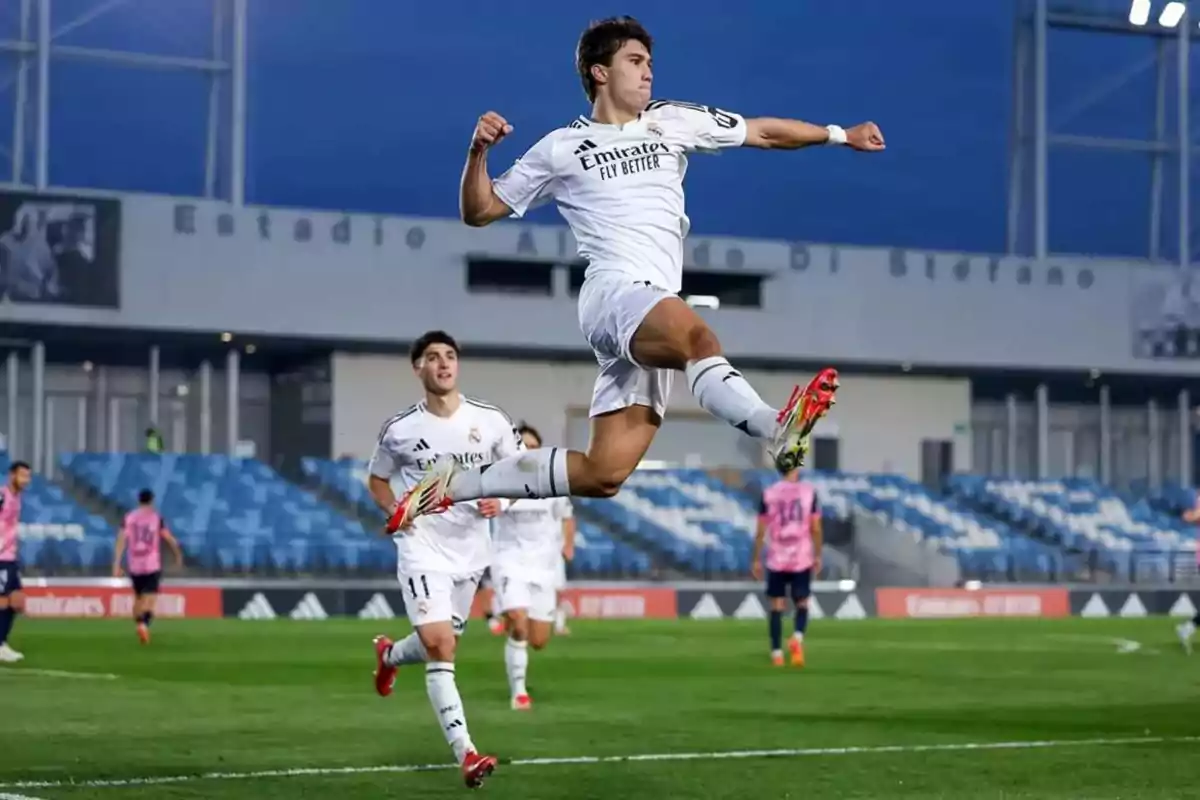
[[468, 426, 482, 443]]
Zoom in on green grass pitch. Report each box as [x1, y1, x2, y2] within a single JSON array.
[[0, 617, 1196, 799]]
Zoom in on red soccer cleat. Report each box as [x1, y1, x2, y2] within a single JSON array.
[[461, 750, 498, 789], [386, 455, 457, 534], [137, 622, 150, 645], [511, 693, 532, 711], [771, 367, 840, 473], [373, 635, 397, 697]]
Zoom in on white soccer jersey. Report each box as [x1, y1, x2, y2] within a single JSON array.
[[492, 497, 574, 581], [492, 100, 747, 293], [368, 396, 523, 575]]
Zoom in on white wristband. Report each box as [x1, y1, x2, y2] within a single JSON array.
[[825, 124, 847, 146]]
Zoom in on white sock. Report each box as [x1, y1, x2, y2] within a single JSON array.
[[793, 631, 804, 643], [425, 662, 475, 764], [553, 606, 568, 633], [448, 447, 571, 502], [1181, 621, 1196, 638], [685, 356, 777, 439], [386, 632, 427, 666], [505, 638, 529, 697]]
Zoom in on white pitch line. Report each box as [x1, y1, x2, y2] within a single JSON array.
[[0, 668, 118, 680], [2, 735, 1195, 791], [0, 792, 48, 800]]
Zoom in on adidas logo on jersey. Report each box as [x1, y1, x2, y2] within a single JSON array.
[[289, 592, 328, 620], [237, 592, 277, 620], [413, 439, 431, 452], [357, 593, 396, 620], [573, 139, 598, 155]]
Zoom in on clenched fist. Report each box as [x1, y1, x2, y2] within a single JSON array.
[[471, 112, 514, 153], [846, 121, 886, 152]]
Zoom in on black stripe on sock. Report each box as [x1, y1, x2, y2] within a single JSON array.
[[688, 359, 728, 394], [549, 448, 558, 496], [426, 667, 456, 674]]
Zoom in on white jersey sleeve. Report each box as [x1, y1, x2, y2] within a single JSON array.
[[492, 132, 560, 218], [648, 99, 747, 153], [552, 497, 574, 520], [368, 424, 401, 479]]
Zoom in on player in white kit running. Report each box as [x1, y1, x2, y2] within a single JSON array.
[[491, 423, 576, 710], [368, 330, 520, 789], [389, 16, 885, 531]]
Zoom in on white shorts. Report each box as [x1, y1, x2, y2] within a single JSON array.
[[398, 568, 485, 634], [577, 273, 674, 419], [494, 569, 557, 622]]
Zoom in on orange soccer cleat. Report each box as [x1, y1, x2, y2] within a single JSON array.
[[788, 637, 806, 668], [771, 368, 840, 474], [386, 456, 457, 534]]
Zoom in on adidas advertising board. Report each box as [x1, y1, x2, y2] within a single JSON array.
[[676, 590, 874, 621], [222, 588, 344, 619], [1067, 590, 1200, 618]]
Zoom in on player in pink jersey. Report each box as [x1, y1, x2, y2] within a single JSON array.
[[0, 461, 31, 663], [751, 468, 822, 667], [112, 489, 182, 645], [1176, 493, 1200, 653]]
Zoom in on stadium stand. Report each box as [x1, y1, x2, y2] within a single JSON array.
[[2, 453, 114, 574], [950, 475, 1198, 582], [61, 453, 394, 575], [747, 470, 1067, 582], [301, 457, 651, 577], [576, 468, 854, 578]]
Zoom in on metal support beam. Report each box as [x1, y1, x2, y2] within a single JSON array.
[[1151, 39, 1167, 262], [0, 39, 230, 71], [1179, 389, 1193, 488], [1036, 383, 1050, 479], [1179, 10, 1191, 269], [225, 349, 240, 453], [6, 353, 18, 458], [1034, 0, 1049, 261], [148, 345, 160, 426], [230, 0, 247, 207], [34, 0, 50, 191], [11, 0, 32, 186], [204, 0, 225, 198], [1006, 393, 1019, 478], [1148, 399, 1162, 489], [1099, 385, 1112, 485], [199, 360, 212, 454], [31, 341, 44, 473]]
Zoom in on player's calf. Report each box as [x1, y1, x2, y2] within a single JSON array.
[[0, 591, 24, 662], [503, 609, 532, 709]]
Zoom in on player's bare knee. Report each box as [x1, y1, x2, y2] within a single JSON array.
[[770, 597, 788, 612], [685, 323, 722, 362], [9, 593, 23, 613], [508, 616, 529, 642], [529, 629, 550, 650], [795, 597, 809, 610]]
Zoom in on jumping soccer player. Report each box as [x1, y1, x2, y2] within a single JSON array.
[[368, 330, 515, 788], [1176, 494, 1200, 653], [0, 461, 30, 663], [751, 468, 822, 667], [112, 489, 182, 645], [491, 423, 576, 710], [390, 16, 883, 530]]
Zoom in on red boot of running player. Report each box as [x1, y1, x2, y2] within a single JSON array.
[[462, 750, 498, 789]]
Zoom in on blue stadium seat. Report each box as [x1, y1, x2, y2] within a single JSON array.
[[61, 453, 385, 575], [0, 453, 114, 573]]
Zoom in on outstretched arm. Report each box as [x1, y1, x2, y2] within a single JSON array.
[[743, 118, 886, 152]]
